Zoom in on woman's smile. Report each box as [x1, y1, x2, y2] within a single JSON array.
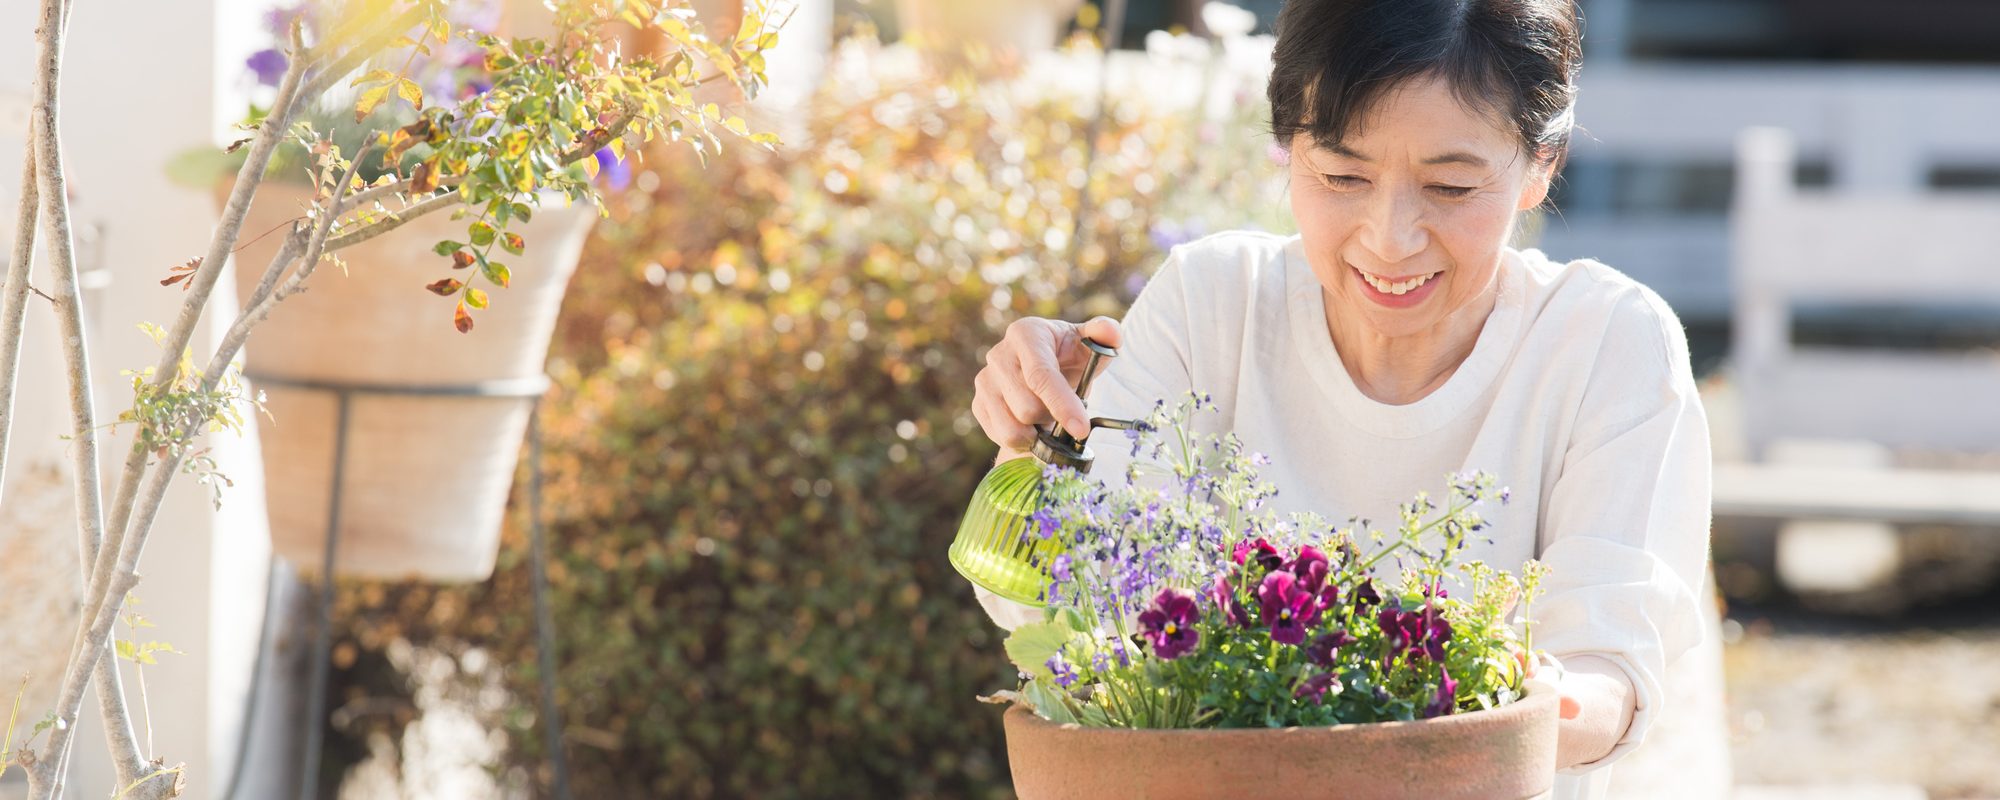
[[1350, 263, 1445, 308]]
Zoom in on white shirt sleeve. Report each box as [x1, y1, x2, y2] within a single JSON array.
[[1531, 285, 1713, 773], [966, 248, 1197, 631]]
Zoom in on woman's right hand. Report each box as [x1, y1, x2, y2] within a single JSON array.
[[972, 316, 1124, 453]]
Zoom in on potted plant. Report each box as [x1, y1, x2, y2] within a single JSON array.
[[168, 0, 782, 581], [978, 396, 1560, 799]]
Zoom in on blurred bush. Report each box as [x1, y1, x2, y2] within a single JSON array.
[[328, 36, 1291, 799]]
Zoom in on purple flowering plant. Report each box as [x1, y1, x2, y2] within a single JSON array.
[[990, 394, 1552, 729]]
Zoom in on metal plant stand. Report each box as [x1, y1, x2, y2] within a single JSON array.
[[240, 372, 571, 800]]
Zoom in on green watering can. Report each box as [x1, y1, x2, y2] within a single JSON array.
[[949, 338, 1134, 607]]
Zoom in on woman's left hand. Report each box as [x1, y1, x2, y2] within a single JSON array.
[[1520, 651, 1639, 770]]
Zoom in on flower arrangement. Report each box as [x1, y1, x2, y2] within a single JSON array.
[[991, 394, 1551, 729]]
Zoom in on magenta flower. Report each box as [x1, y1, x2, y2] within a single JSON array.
[[1295, 671, 1342, 704], [1423, 667, 1459, 718], [1137, 587, 1201, 660], [1233, 537, 1282, 572], [1303, 629, 1356, 668], [1286, 545, 1330, 594], [1256, 571, 1320, 645], [1209, 572, 1250, 627]]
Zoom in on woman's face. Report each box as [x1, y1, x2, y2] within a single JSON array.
[[1286, 74, 1554, 340]]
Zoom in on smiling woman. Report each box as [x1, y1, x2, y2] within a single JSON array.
[[965, 1, 1721, 798]]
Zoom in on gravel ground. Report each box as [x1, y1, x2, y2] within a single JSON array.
[[1721, 590, 2000, 799]]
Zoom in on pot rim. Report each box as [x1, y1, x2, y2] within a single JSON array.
[[1002, 678, 1558, 738]]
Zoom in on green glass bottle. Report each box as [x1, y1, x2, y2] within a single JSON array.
[[949, 338, 1132, 607]]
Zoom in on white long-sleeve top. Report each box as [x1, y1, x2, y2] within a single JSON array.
[[972, 231, 1713, 783]]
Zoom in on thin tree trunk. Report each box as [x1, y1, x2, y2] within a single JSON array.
[[0, 134, 41, 511]]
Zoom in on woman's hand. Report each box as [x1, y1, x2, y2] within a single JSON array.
[[972, 316, 1124, 453], [1520, 651, 1638, 771]]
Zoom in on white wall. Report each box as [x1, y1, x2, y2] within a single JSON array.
[[0, 0, 273, 797]]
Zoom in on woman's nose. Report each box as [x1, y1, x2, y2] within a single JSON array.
[[1357, 187, 1428, 263]]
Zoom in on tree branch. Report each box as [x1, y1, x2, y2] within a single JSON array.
[[0, 130, 41, 513]]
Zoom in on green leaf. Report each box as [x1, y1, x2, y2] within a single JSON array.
[[500, 232, 525, 256], [1003, 620, 1074, 680], [482, 260, 512, 289], [511, 202, 533, 223], [468, 221, 496, 247], [432, 240, 464, 257], [465, 287, 489, 309], [1020, 677, 1079, 725]]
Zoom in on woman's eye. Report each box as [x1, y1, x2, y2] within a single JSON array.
[[1322, 175, 1367, 189], [1430, 185, 1475, 198]]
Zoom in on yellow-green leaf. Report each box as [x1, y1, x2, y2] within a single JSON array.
[[724, 116, 749, 136], [353, 83, 393, 123], [396, 78, 424, 109], [348, 68, 399, 89], [465, 287, 489, 309], [483, 260, 512, 288]]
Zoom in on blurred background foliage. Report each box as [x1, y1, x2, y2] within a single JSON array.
[[325, 35, 1292, 799]]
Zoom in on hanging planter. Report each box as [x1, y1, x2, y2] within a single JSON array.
[[227, 180, 595, 581]]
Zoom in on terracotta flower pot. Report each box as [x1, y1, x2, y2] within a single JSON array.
[[225, 180, 596, 581], [1002, 681, 1560, 800]]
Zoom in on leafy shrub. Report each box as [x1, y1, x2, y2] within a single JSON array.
[[329, 37, 1291, 799]]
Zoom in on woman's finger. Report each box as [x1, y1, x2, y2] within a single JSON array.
[[973, 370, 1036, 450], [988, 346, 1059, 431], [1009, 319, 1091, 439]]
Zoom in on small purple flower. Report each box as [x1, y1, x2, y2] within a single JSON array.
[[594, 147, 632, 191], [1047, 652, 1079, 688], [1295, 671, 1342, 704], [1137, 587, 1201, 660], [246, 48, 288, 88], [1500, 486, 1512, 505], [1209, 572, 1250, 627], [1303, 629, 1356, 668], [1049, 553, 1073, 584], [1257, 571, 1320, 646], [1423, 667, 1459, 718], [1029, 507, 1061, 540]]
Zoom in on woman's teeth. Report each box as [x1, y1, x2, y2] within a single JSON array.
[[1360, 269, 1440, 296]]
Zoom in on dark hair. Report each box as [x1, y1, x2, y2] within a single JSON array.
[[1267, 0, 1583, 170]]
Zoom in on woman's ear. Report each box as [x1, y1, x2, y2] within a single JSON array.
[[1516, 157, 1556, 211]]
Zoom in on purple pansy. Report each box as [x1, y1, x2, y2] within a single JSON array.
[[1295, 671, 1342, 704], [1285, 545, 1330, 595], [1256, 571, 1320, 646], [1137, 587, 1201, 660], [1232, 537, 1283, 572], [1352, 579, 1381, 610], [1303, 629, 1356, 668], [1209, 572, 1250, 627], [1423, 667, 1459, 718]]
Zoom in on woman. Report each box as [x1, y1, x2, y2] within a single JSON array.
[[967, 0, 1716, 794]]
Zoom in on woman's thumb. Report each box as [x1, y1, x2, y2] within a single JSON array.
[[1076, 316, 1124, 350]]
